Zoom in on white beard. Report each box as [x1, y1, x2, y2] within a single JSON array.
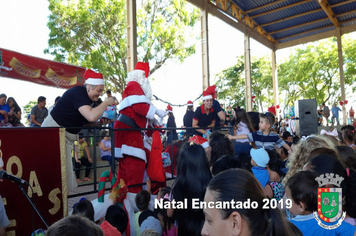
[[126, 70, 153, 101]]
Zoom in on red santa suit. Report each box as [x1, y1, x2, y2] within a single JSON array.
[[114, 62, 166, 193]]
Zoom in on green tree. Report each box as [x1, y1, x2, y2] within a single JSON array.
[[278, 37, 356, 107], [215, 55, 273, 112], [23, 100, 37, 126], [45, 0, 199, 93]]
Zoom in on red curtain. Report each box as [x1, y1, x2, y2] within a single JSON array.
[[0, 128, 66, 235]]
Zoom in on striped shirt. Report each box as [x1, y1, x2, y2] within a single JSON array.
[[247, 130, 285, 150]]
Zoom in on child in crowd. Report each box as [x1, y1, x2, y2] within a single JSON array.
[[305, 154, 356, 227], [227, 112, 291, 153], [169, 142, 212, 236], [72, 133, 93, 183], [211, 155, 241, 176], [250, 148, 270, 188], [286, 170, 356, 235], [141, 229, 160, 236], [155, 187, 176, 236], [140, 216, 162, 235], [232, 108, 254, 157], [72, 199, 95, 222], [100, 205, 128, 236], [46, 215, 103, 236], [264, 150, 285, 201], [342, 125, 356, 149], [208, 132, 235, 166], [135, 190, 154, 236]]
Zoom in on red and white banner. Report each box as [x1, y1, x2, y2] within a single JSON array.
[[0, 47, 85, 88], [0, 128, 67, 235]]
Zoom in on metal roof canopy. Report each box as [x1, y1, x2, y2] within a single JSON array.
[[183, 0, 355, 121], [186, 0, 356, 50]]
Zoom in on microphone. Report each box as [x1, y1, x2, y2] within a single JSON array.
[[0, 170, 29, 185]]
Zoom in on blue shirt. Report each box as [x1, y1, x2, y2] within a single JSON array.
[[251, 166, 270, 188], [247, 130, 285, 150], [291, 213, 356, 236], [331, 106, 342, 117], [0, 104, 10, 121]]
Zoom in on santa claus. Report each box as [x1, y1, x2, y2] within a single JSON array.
[[114, 62, 167, 194]]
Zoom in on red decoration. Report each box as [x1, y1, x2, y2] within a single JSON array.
[[0, 47, 86, 88], [252, 95, 256, 104], [344, 100, 348, 105], [147, 129, 165, 182], [276, 104, 280, 109], [268, 106, 277, 116], [340, 101, 344, 106]]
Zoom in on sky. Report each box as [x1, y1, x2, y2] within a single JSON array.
[[0, 0, 338, 127]]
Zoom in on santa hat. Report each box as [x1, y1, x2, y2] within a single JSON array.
[[134, 62, 150, 78], [206, 85, 217, 99], [202, 89, 213, 101], [189, 135, 209, 149], [84, 69, 105, 85], [166, 104, 173, 113], [187, 100, 193, 106]]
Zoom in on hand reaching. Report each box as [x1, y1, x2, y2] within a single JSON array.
[[156, 109, 168, 118]]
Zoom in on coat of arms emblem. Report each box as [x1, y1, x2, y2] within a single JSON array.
[[313, 173, 346, 229]]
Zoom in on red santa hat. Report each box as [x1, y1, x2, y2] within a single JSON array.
[[166, 104, 173, 113], [135, 62, 150, 78], [187, 100, 193, 106], [202, 89, 213, 101], [189, 135, 209, 149], [84, 69, 105, 85], [206, 85, 217, 99]]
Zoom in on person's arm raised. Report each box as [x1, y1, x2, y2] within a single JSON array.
[[78, 97, 114, 122]]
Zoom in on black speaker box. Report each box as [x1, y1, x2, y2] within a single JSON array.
[[294, 99, 318, 137]]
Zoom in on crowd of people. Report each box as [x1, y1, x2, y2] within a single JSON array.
[[1, 63, 356, 236]]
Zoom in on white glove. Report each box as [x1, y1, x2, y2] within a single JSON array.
[[156, 109, 168, 118], [149, 118, 160, 127]]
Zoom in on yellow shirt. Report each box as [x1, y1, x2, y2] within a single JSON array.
[[72, 141, 88, 158]]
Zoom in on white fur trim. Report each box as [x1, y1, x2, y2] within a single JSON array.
[[203, 95, 213, 100], [201, 141, 209, 149], [146, 105, 156, 119], [120, 144, 147, 163], [85, 78, 105, 85], [115, 147, 123, 158], [91, 194, 114, 222], [124, 193, 137, 236], [118, 95, 151, 112]]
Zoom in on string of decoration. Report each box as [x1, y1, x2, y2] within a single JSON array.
[[152, 94, 203, 107]]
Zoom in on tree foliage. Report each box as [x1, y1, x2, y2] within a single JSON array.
[[45, 0, 199, 93], [278, 36, 356, 106], [215, 55, 273, 112], [216, 36, 356, 113]]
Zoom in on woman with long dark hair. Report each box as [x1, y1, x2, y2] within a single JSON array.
[[170, 141, 212, 236], [7, 97, 24, 127]]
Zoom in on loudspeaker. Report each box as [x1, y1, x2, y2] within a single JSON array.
[[294, 98, 318, 137]]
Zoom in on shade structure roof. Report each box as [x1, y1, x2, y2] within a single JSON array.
[[187, 0, 356, 50]]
